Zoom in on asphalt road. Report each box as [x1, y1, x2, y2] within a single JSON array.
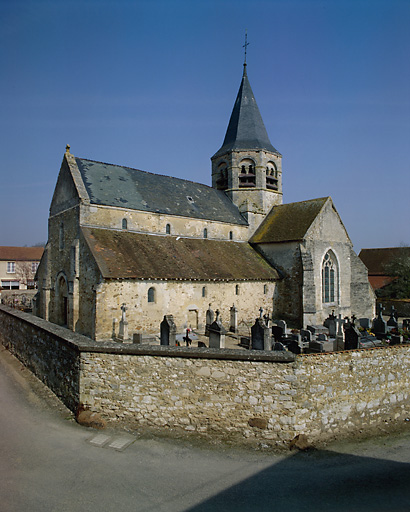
[[2, 346, 410, 512]]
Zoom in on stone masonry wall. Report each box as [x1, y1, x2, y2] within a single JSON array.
[[1, 305, 410, 447], [0, 305, 82, 411], [80, 347, 410, 445]]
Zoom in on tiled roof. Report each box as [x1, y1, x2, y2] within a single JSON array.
[[213, 66, 280, 159], [359, 247, 410, 275], [75, 158, 247, 226], [250, 197, 329, 244], [82, 227, 279, 281], [0, 246, 44, 261], [368, 275, 397, 291]]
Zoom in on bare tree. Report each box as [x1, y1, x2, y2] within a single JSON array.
[[15, 261, 37, 289]]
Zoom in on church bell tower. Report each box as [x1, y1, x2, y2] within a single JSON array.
[[211, 61, 282, 234]]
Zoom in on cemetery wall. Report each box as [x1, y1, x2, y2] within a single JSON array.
[[1, 304, 410, 448]]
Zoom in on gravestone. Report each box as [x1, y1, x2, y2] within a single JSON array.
[[359, 318, 371, 330], [387, 306, 398, 330], [273, 341, 286, 351], [300, 329, 312, 342], [205, 304, 214, 337], [133, 333, 143, 344], [272, 325, 284, 343], [309, 340, 324, 353], [287, 339, 301, 355], [372, 303, 387, 336], [160, 315, 177, 346], [251, 317, 271, 351], [344, 319, 360, 350], [209, 310, 226, 349], [403, 319, 410, 330], [323, 311, 337, 338], [307, 325, 328, 336], [230, 304, 238, 333], [317, 333, 328, 342], [277, 320, 287, 335]]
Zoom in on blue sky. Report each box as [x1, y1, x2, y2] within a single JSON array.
[[1, 0, 409, 250]]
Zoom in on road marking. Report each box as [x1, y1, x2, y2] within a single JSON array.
[[108, 436, 135, 451], [89, 433, 111, 447], [88, 434, 135, 451]]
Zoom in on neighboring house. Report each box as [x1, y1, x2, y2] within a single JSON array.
[[0, 246, 43, 291], [35, 63, 374, 340], [359, 247, 410, 293]]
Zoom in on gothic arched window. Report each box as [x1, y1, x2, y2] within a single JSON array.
[[203, 228, 208, 239], [122, 218, 128, 230], [322, 251, 338, 303], [166, 223, 171, 234]]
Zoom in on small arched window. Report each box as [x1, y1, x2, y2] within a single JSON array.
[[203, 228, 208, 239], [229, 231, 233, 240], [166, 224, 171, 234], [122, 218, 128, 230], [148, 287, 156, 303], [322, 251, 338, 303], [202, 286, 207, 298], [264, 284, 268, 294], [235, 284, 240, 295]]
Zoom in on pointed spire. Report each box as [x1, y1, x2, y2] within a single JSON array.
[[213, 33, 279, 159], [213, 67, 280, 159]]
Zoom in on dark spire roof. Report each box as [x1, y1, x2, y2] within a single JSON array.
[[213, 65, 281, 159]]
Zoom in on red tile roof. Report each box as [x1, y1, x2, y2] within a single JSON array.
[[0, 246, 44, 261]]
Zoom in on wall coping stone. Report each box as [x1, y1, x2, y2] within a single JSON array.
[[0, 305, 295, 363]]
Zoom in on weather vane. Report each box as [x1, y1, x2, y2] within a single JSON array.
[[243, 30, 249, 65]]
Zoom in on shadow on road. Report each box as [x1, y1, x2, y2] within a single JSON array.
[[186, 448, 410, 512]]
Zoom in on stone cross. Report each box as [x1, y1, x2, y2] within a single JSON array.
[[118, 303, 129, 342], [205, 303, 214, 337], [230, 304, 238, 333]]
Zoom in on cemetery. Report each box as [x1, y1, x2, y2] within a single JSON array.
[[115, 301, 410, 355]]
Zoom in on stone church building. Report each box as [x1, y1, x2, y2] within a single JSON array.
[[35, 63, 374, 341]]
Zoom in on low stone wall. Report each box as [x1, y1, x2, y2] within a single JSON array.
[[0, 306, 83, 411], [1, 305, 410, 447], [81, 346, 410, 444]]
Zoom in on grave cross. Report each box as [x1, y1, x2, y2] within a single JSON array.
[[121, 303, 127, 322]]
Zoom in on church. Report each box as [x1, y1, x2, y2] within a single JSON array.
[[35, 62, 375, 341]]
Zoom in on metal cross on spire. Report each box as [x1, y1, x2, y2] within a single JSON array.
[[243, 30, 249, 65]]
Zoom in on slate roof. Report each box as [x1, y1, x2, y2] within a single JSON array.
[[82, 227, 279, 281], [75, 158, 247, 226], [213, 65, 281, 159], [359, 247, 410, 275], [249, 197, 329, 244], [0, 246, 44, 261]]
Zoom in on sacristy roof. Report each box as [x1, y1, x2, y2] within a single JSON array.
[[82, 227, 279, 281], [75, 158, 247, 226], [250, 197, 330, 244]]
